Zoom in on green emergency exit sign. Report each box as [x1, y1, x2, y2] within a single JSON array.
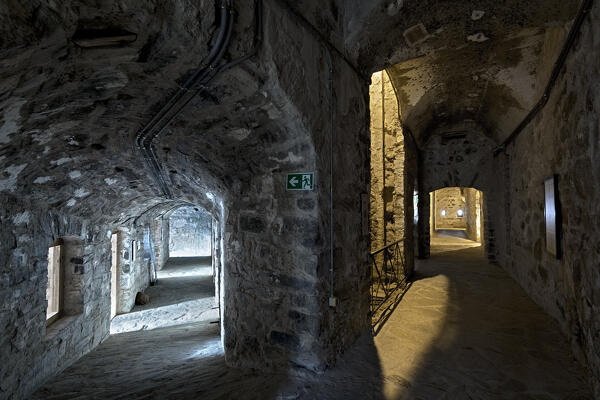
[[287, 173, 314, 190]]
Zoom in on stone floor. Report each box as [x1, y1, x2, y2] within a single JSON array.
[[110, 257, 219, 334], [33, 234, 592, 399], [430, 229, 482, 253]]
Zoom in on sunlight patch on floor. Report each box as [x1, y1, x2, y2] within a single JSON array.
[[185, 337, 224, 360], [375, 274, 451, 398], [157, 267, 212, 279], [110, 299, 219, 334], [431, 231, 482, 254]]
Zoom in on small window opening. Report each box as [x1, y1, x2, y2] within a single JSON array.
[[441, 209, 447, 217], [46, 244, 62, 325], [131, 240, 137, 262], [111, 233, 119, 319], [457, 209, 464, 217], [413, 190, 419, 224]]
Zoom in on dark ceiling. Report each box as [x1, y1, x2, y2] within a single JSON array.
[[341, 0, 580, 144]]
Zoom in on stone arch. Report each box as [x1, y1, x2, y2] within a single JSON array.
[[429, 186, 485, 245], [414, 127, 502, 261], [1, 1, 373, 396]]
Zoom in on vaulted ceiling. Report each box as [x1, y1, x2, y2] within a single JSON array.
[[0, 0, 294, 224], [341, 0, 580, 144], [0, 0, 584, 220]]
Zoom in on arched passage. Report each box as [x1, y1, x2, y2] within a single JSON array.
[[415, 128, 500, 262], [2, 0, 599, 397], [429, 187, 485, 254], [109, 203, 219, 334], [2, 1, 365, 396]]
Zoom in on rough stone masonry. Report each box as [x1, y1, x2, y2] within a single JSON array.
[[1, 0, 600, 398]]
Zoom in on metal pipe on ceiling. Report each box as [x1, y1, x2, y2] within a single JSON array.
[[136, 0, 263, 199], [135, 0, 233, 198]]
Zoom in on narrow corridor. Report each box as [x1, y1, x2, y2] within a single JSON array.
[[110, 257, 217, 333], [368, 232, 590, 398], [33, 233, 590, 399], [430, 229, 482, 254]]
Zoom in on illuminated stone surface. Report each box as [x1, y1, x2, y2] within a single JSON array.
[[2, 0, 600, 397], [32, 233, 590, 399], [110, 257, 217, 334]]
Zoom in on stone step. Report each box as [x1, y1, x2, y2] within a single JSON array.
[[110, 298, 219, 334]]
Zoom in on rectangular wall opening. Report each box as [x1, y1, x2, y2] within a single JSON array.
[[46, 244, 62, 325], [111, 232, 119, 319]]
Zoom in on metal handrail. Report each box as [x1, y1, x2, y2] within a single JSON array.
[[369, 239, 409, 331], [370, 239, 405, 257]]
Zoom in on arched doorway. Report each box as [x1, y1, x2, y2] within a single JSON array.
[[110, 204, 219, 334], [429, 187, 484, 254]]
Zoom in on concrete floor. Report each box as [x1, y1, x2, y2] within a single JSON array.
[[33, 234, 592, 399], [110, 257, 218, 333]]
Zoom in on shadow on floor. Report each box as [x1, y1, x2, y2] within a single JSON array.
[[386, 233, 592, 399], [33, 236, 592, 399], [33, 321, 386, 399], [162, 256, 212, 269], [32, 321, 290, 400], [137, 257, 215, 309], [372, 282, 413, 336]]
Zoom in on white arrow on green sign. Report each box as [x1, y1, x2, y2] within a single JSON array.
[[287, 173, 314, 190]]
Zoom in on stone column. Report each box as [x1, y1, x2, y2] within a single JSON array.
[[369, 70, 405, 251], [417, 156, 430, 258]]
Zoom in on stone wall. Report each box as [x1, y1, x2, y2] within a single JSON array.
[[433, 187, 466, 230], [416, 127, 500, 260], [369, 70, 405, 251], [464, 188, 482, 243], [501, 2, 600, 394], [114, 225, 152, 314], [113, 228, 131, 314], [0, 0, 378, 395], [369, 70, 415, 276], [0, 0, 372, 384], [369, 71, 385, 253], [59, 237, 86, 316], [168, 206, 212, 257], [0, 194, 216, 400], [403, 132, 418, 274], [152, 217, 169, 271], [431, 186, 482, 241], [212, 216, 222, 311], [0, 0, 418, 397], [0, 2, 222, 395], [218, 0, 371, 373], [0, 197, 111, 399]]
